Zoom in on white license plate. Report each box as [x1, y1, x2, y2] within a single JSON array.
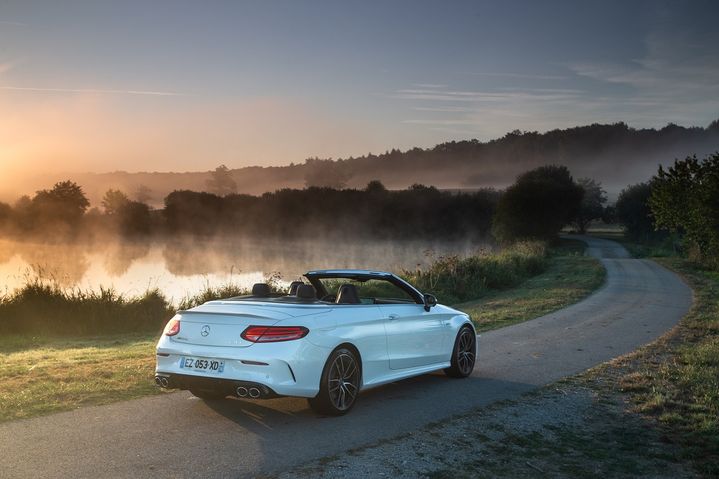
[[179, 357, 225, 374]]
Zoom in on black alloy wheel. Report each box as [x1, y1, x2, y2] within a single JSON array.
[[445, 326, 476, 378], [308, 347, 361, 415]]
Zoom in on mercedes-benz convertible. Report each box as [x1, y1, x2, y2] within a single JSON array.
[[155, 269, 477, 415]]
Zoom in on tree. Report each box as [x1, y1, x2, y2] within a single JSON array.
[[206, 165, 237, 196], [134, 184, 153, 204], [491, 165, 583, 243], [101, 189, 130, 216], [365, 180, 387, 194], [572, 178, 607, 233], [0, 201, 11, 231], [649, 153, 719, 266], [118, 201, 151, 236], [615, 182, 654, 241], [12, 195, 32, 231], [31, 180, 90, 231], [304, 158, 351, 189]]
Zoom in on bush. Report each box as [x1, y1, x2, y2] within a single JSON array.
[[492, 165, 583, 243], [615, 182, 659, 242], [402, 241, 547, 304], [650, 153, 719, 268], [0, 280, 173, 336]]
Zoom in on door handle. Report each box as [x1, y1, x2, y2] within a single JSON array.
[[388, 314, 400, 320]]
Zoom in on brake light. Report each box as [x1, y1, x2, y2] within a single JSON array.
[[241, 325, 309, 343], [164, 319, 180, 336]]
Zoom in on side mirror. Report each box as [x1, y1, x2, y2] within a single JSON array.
[[423, 294, 437, 312]]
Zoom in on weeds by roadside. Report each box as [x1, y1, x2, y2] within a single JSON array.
[[613, 258, 719, 477]]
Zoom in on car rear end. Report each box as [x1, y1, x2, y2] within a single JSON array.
[[155, 302, 331, 399]]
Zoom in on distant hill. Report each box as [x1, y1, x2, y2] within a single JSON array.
[[9, 120, 719, 206]]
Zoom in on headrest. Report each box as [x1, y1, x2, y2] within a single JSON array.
[[252, 283, 271, 297], [296, 284, 316, 300], [336, 284, 361, 304], [288, 281, 303, 295]]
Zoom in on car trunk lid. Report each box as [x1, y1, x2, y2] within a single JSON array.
[[171, 301, 328, 348]]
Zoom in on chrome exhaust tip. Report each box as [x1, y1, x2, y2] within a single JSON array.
[[236, 386, 248, 397], [154, 376, 162, 386], [159, 377, 169, 388], [248, 387, 261, 398]]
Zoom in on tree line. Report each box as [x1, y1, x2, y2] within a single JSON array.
[[2, 153, 717, 270], [35, 119, 719, 204], [614, 153, 719, 269], [0, 164, 609, 242]]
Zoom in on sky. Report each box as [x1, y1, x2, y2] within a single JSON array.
[[0, 0, 718, 185]]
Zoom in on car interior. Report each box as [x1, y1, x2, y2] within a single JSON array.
[[237, 276, 420, 306]]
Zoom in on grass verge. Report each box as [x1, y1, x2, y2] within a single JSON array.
[[457, 239, 605, 332], [612, 257, 719, 477], [0, 334, 159, 422]]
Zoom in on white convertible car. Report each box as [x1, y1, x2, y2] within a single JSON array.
[[155, 269, 477, 415]]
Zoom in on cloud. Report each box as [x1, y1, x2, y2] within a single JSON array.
[[569, 28, 719, 103], [0, 86, 183, 96], [392, 88, 579, 103], [402, 119, 481, 125], [412, 106, 475, 112], [0, 21, 28, 27], [411, 83, 448, 89], [470, 72, 568, 80]]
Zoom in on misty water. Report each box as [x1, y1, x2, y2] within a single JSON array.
[[0, 237, 489, 303]]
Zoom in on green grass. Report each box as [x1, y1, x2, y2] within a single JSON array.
[[615, 257, 719, 477], [0, 280, 173, 336], [403, 241, 548, 304], [593, 230, 678, 259], [0, 333, 160, 422], [456, 239, 605, 332]]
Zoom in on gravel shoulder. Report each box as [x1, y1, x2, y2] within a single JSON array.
[[274, 375, 694, 479]]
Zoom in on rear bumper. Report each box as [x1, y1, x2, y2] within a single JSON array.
[[154, 372, 279, 398], [155, 337, 330, 398]]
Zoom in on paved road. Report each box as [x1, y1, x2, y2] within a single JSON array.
[[0, 236, 692, 479]]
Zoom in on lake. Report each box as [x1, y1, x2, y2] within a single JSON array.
[[0, 236, 489, 303]]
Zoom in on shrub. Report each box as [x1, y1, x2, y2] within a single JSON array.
[[0, 280, 173, 336], [403, 241, 547, 304], [650, 153, 719, 268], [492, 165, 583, 243]]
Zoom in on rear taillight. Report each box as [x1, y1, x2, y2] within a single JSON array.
[[164, 319, 180, 336], [241, 325, 309, 343]]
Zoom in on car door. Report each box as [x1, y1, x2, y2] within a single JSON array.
[[379, 303, 448, 369]]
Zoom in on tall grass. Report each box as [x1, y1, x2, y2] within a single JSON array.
[[0, 246, 548, 336], [0, 280, 172, 336], [403, 241, 547, 304]]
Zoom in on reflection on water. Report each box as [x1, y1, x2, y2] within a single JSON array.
[[0, 236, 490, 302]]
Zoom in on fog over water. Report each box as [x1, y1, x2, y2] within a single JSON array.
[[0, 237, 489, 303]]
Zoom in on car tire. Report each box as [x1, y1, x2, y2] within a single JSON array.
[[444, 325, 476, 378], [189, 388, 227, 400], [308, 347, 361, 416]]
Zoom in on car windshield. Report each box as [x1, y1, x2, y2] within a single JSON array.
[[317, 278, 416, 304]]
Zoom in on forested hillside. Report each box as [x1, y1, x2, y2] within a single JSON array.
[[9, 120, 718, 206]]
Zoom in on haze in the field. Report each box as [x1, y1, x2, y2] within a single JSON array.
[[0, 237, 487, 302], [1, 0, 718, 198]]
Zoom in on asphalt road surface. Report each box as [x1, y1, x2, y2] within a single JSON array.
[[0, 236, 692, 479]]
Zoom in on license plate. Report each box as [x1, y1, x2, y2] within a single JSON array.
[[179, 357, 225, 374]]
